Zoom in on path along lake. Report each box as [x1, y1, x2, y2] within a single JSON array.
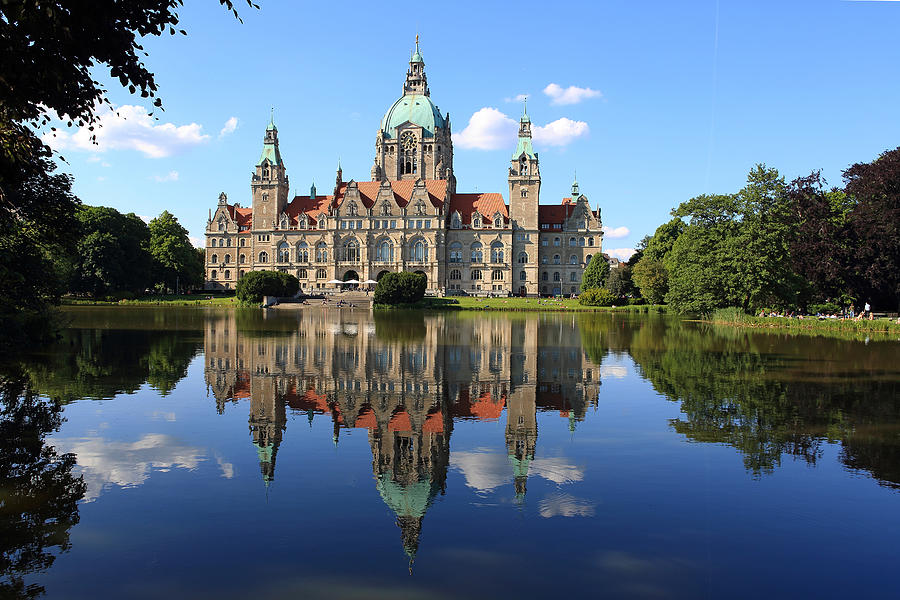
[[5, 306, 900, 599]]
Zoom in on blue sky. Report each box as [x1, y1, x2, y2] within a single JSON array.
[[44, 0, 900, 258]]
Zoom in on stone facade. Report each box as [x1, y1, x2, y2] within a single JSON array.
[[205, 41, 603, 296]]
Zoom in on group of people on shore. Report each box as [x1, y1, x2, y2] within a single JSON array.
[[758, 302, 882, 321]]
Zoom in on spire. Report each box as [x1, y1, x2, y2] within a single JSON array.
[[310, 181, 316, 199], [571, 173, 580, 199], [522, 97, 530, 123], [267, 106, 276, 131], [259, 112, 283, 166], [404, 36, 428, 95], [411, 34, 423, 63]]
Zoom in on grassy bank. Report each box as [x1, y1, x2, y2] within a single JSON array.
[[709, 307, 900, 336], [375, 296, 667, 312], [62, 294, 241, 307]]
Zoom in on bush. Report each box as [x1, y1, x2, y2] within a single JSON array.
[[235, 271, 299, 304], [374, 272, 427, 305], [626, 297, 646, 305], [807, 302, 841, 315], [579, 287, 618, 306]]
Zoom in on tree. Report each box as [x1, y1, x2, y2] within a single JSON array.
[[68, 206, 152, 297], [148, 211, 202, 292], [666, 165, 802, 314], [843, 147, 900, 311], [605, 265, 632, 299], [374, 272, 427, 305], [632, 258, 669, 305], [235, 271, 298, 304], [580, 254, 610, 292], [642, 218, 686, 263]]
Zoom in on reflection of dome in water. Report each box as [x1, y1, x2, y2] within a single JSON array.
[[376, 474, 440, 560]]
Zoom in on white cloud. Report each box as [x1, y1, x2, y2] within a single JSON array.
[[153, 170, 179, 183], [543, 83, 603, 105], [602, 225, 630, 239], [600, 365, 628, 379], [54, 434, 206, 502], [87, 155, 101, 163], [533, 118, 590, 146], [43, 104, 209, 158], [606, 248, 636, 261], [505, 93, 529, 103], [454, 108, 518, 150], [539, 492, 596, 518], [450, 449, 584, 494], [218, 116, 238, 138], [189, 236, 205, 248], [455, 109, 589, 150]]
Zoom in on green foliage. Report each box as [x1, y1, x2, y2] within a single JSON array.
[[374, 272, 427, 305], [631, 257, 669, 305], [67, 206, 152, 296], [643, 218, 686, 263], [807, 302, 841, 315], [605, 265, 632, 298], [235, 271, 299, 304], [579, 287, 618, 306], [580, 254, 610, 291], [665, 165, 804, 314], [148, 211, 203, 292]]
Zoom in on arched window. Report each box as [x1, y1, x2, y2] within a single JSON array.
[[296, 241, 309, 263], [225, 238, 231, 247], [470, 242, 483, 263], [342, 238, 360, 262], [211, 270, 217, 279], [520, 157, 528, 176], [569, 237, 576, 247], [239, 254, 245, 264], [490, 240, 504, 263], [553, 272, 561, 282], [316, 268, 326, 279], [239, 270, 245, 278], [218, 221, 225, 231], [588, 237, 594, 247], [570, 255, 578, 265], [316, 242, 328, 262], [554, 237, 561, 246], [211, 254, 218, 264], [521, 189, 527, 198], [376, 239, 393, 262], [492, 270, 504, 280], [494, 216, 502, 228], [517, 252, 528, 264], [224, 254, 231, 264], [472, 213, 481, 228], [277, 242, 290, 262], [450, 269, 461, 280], [585, 254, 592, 264], [298, 268, 307, 279], [210, 239, 217, 248], [471, 269, 482, 280], [570, 272, 578, 282], [542, 272, 548, 281], [449, 241, 462, 263], [553, 254, 560, 265], [224, 270, 231, 280], [519, 270, 526, 280], [258, 251, 269, 263], [240, 238, 246, 247], [542, 285, 548, 294], [411, 239, 428, 262], [451, 213, 461, 229]]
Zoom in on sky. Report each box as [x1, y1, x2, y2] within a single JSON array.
[[42, 0, 900, 259]]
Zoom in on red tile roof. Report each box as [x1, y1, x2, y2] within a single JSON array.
[[538, 198, 599, 227], [448, 193, 509, 226], [227, 205, 253, 229], [333, 179, 448, 211], [423, 409, 444, 433], [388, 409, 412, 432], [284, 194, 332, 226], [353, 407, 377, 429]]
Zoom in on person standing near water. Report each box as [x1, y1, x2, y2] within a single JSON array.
[[864, 301, 871, 318]]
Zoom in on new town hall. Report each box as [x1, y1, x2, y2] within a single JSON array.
[[205, 42, 604, 296]]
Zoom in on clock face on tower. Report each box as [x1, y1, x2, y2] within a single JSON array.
[[400, 131, 417, 150]]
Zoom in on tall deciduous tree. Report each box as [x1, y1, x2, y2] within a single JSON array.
[[843, 147, 900, 311], [148, 211, 202, 292], [581, 254, 610, 292]]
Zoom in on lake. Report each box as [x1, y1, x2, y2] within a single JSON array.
[[3, 306, 899, 599]]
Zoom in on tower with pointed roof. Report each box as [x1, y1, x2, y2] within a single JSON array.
[[251, 112, 289, 230], [508, 103, 541, 295], [372, 38, 455, 187]]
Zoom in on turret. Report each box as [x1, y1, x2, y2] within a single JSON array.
[[251, 110, 289, 230], [508, 101, 540, 231]]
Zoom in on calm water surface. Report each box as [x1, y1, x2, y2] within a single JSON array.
[[3, 306, 900, 599]]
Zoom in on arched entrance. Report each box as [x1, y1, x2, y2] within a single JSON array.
[[376, 270, 390, 281], [343, 270, 360, 290], [414, 270, 427, 285]]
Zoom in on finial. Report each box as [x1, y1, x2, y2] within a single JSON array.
[[523, 97, 528, 116], [416, 33, 419, 50]]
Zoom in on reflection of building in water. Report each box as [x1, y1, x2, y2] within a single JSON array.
[[204, 310, 600, 557]]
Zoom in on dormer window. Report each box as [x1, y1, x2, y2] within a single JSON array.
[[472, 214, 481, 228], [494, 215, 502, 228]]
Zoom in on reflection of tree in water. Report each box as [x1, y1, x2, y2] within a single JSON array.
[[627, 321, 900, 486], [0, 368, 86, 598], [26, 328, 200, 401]]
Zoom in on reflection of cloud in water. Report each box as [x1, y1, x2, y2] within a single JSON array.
[[538, 492, 596, 518], [596, 551, 699, 597], [600, 365, 628, 379], [55, 434, 206, 501], [450, 450, 584, 493]]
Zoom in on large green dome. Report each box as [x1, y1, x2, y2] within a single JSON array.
[[380, 94, 444, 139]]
